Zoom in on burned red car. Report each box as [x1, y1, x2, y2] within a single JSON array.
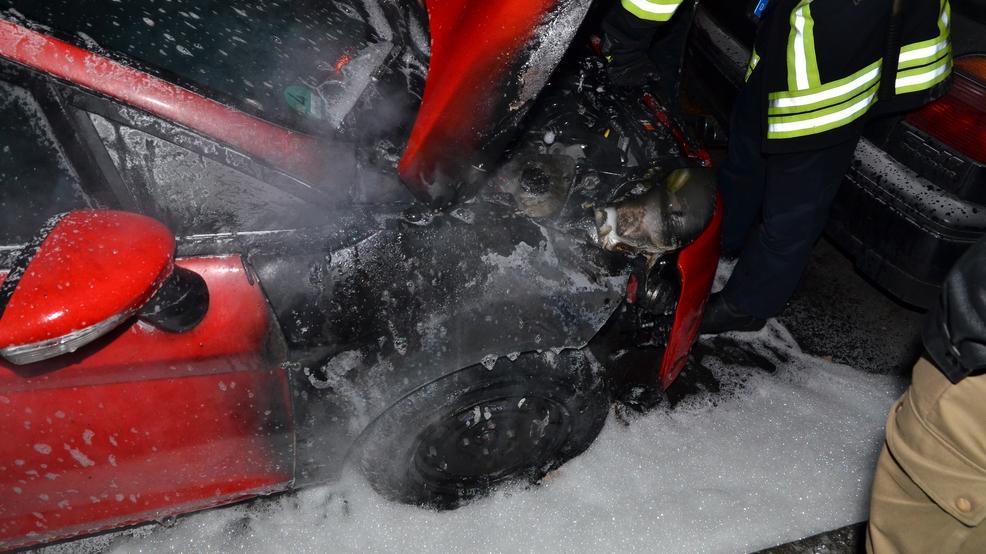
[[0, 0, 719, 549]]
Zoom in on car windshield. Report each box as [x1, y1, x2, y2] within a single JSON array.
[[1, 0, 421, 133]]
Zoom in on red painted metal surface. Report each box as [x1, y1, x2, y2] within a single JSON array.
[[0, 256, 293, 551], [659, 197, 722, 389], [0, 211, 174, 351], [398, 0, 555, 204], [0, 19, 325, 184]]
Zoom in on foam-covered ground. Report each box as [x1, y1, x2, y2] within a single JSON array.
[[71, 319, 903, 554]]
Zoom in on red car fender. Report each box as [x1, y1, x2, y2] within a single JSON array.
[[659, 197, 722, 389], [0, 256, 293, 552]]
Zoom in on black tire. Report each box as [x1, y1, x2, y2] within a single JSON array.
[[357, 349, 610, 508]]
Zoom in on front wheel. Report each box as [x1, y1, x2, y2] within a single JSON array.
[[357, 350, 610, 508]]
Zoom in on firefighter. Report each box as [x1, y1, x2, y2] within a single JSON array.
[[700, 0, 952, 333], [867, 238, 986, 553], [605, 0, 950, 332]]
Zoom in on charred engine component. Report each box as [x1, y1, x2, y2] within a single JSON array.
[[138, 266, 209, 333], [595, 167, 716, 256], [494, 153, 576, 218], [632, 256, 681, 316], [490, 54, 711, 242]]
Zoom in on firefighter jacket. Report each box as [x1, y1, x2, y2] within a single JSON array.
[[747, 0, 952, 152]]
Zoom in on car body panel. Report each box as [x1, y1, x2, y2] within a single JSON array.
[[660, 197, 721, 389], [0, 1, 721, 547], [0, 256, 294, 551], [828, 139, 986, 306], [399, 0, 593, 205], [249, 204, 631, 485]]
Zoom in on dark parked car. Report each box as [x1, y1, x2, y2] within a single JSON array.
[[0, 0, 720, 549], [685, 0, 986, 307]]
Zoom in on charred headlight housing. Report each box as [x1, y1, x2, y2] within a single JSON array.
[[596, 167, 717, 256], [627, 255, 681, 316], [638, 256, 681, 315]]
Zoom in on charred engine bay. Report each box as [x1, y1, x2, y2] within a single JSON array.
[[172, 53, 706, 485], [492, 54, 709, 228]]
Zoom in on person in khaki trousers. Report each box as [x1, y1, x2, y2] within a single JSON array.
[[867, 238, 986, 553]]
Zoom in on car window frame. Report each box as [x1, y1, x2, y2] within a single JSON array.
[[64, 86, 347, 218], [0, 61, 106, 256], [0, 54, 361, 244]]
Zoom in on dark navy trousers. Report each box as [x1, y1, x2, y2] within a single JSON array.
[[718, 69, 861, 319]]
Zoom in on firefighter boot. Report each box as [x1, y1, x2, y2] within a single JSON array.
[[699, 293, 766, 335]]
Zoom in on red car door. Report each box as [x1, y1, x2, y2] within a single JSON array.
[[0, 74, 295, 551], [0, 254, 294, 551]]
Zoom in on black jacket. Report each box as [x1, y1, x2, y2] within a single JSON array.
[[924, 238, 986, 383]]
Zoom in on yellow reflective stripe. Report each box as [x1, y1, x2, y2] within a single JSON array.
[[621, 0, 684, 21], [898, 40, 950, 70], [745, 49, 761, 82], [895, 0, 952, 94], [941, 0, 952, 40], [768, 60, 881, 114], [898, 0, 951, 70], [787, 2, 819, 91], [895, 56, 952, 95], [767, 0, 951, 140], [767, 88, 876, 139], [768, 82, 878, 124], [801, 5, 821, 88]]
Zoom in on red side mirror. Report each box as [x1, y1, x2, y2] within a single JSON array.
[[0, 210, 175, 365]]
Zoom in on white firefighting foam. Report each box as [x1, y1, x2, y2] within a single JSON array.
[[70, 318, 904, 554]]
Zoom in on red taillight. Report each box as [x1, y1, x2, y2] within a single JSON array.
[[906, 55, 986, 165]]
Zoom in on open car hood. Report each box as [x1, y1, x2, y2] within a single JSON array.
[[399, 0, 593, 207]]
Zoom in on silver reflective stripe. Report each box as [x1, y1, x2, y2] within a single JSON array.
[[898, 39, 949, 65], [768, 91, 875, 134], [623, 0, 681, 15], [770, 66, 880, 109], [792, 7, 810, 90], [896, 62, 950, 89]]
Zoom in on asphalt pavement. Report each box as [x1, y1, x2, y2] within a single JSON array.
[[779, 238, 925, 377]]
